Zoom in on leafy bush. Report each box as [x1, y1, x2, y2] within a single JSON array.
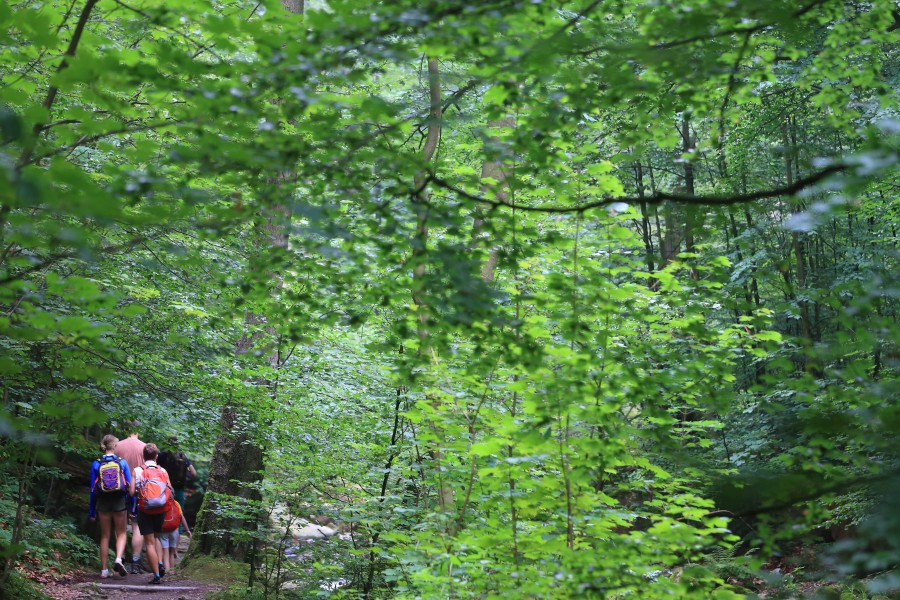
[[0, 572, 50, 599], [0, 478, 96, 577]]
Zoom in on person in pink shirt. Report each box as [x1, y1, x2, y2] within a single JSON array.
[[116, 422, 146, 471], [115, 421, 146, 573]]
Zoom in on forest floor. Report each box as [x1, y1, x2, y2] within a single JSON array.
[[39, 570, 222, 600], [38, 534, 224, 600]]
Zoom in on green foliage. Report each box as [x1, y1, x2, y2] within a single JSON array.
[[1, 0, 898, 597], [0, 478, 96, 579], [208, 587, 269, 600], [0, 572, 50, 600]]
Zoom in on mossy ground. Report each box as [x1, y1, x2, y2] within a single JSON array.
[[178, 555, 250, 586]]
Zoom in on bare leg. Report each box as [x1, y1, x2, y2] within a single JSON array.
[[166, 532, 179, 570], [130, 520, 144, 564], [98, 512, 112, 572], [112, 511, 127, 562], [145, 533, 159, 576]]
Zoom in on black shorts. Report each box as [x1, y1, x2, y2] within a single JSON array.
[[136, 511, 165, 535], [96, 492, 128, 513]]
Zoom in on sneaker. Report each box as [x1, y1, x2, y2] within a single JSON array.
[[100, 569, 109, 579], [159, 564, 166, 577], [130, 562, 142, 575], [113, 560, 128, 577], [148, 575, 161, 585]]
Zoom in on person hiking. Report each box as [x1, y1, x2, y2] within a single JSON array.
[[89, 434, 134, 579], [134, 443, 173, 585], [159, 500, 191, 573], [157, 436, 197, 510], [115, 420, 147, 573]]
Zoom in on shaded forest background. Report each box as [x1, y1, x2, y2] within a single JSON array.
[[0, 0, 898, 597]]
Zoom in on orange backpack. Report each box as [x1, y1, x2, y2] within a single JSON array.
[[161, 500, 183, 533], [136, 465, 173, 514]]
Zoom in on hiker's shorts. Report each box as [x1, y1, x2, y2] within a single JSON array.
[[136, 511, 165, 535], [158, 529, 179, 549], [96, 492, 128, 513]]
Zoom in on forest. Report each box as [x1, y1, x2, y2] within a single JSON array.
[[0, 0, 898, 598]]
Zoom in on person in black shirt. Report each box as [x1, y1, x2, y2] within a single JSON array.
[[157, 436, 197, 510]]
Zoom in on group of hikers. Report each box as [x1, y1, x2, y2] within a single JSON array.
[[88, 421, 196, 584]]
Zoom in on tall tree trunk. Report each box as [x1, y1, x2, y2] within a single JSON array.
[[682, 114, 696, 253], [410, 57, 454, 515], [681, 114, 698, 278], [473, 116, 515, 283], [660, 204, 683, 266], [743, 206, 761, 309], [715, 145, 753, 319], [783, 117, 812, 345], [471, 115, 518, 560], [634, 161, 656, 275], [728, 210, 754, 315], [191, 0, 302, 564], [646, 164, 669, 273], [193, 203, 290, 563]]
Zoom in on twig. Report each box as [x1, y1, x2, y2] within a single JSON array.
[[110, 0, 224, 62], [22, 119, 182, 166], [716, 32, 753, 144]]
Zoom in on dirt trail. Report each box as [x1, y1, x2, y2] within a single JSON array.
[[42, 572, 222, 600], [40, 534, 224, 600]]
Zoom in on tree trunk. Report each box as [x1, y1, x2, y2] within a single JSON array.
[[681, 114, 698, 278], [783, 117, 812, 344], [682, 114, 696, 254], [635, 161, 656, 275], [743, 206, 761, 309], [660, 204, 683, 266], [192, 405, 266, 561], [473, 116, 515, 283], [410, 57, 454, 514], [190, 0, 302, 564]]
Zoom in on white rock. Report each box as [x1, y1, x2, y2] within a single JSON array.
[[293, 524, 336, 539]]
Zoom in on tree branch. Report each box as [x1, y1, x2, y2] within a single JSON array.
[[22, 119, 182, 166], [40, 0, 100, 116], [716, 31, 753, 144], [427, 164, 845, 214], [0, 235, 152, 288], [14, 0, 99, 171], [653, 0, 829, 50], [110, 0, 225, 62]]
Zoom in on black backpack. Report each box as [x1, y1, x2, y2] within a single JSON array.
[[166, 451, 190, 488]]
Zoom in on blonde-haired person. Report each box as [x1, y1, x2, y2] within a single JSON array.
[[89, 434, 134, 579]]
